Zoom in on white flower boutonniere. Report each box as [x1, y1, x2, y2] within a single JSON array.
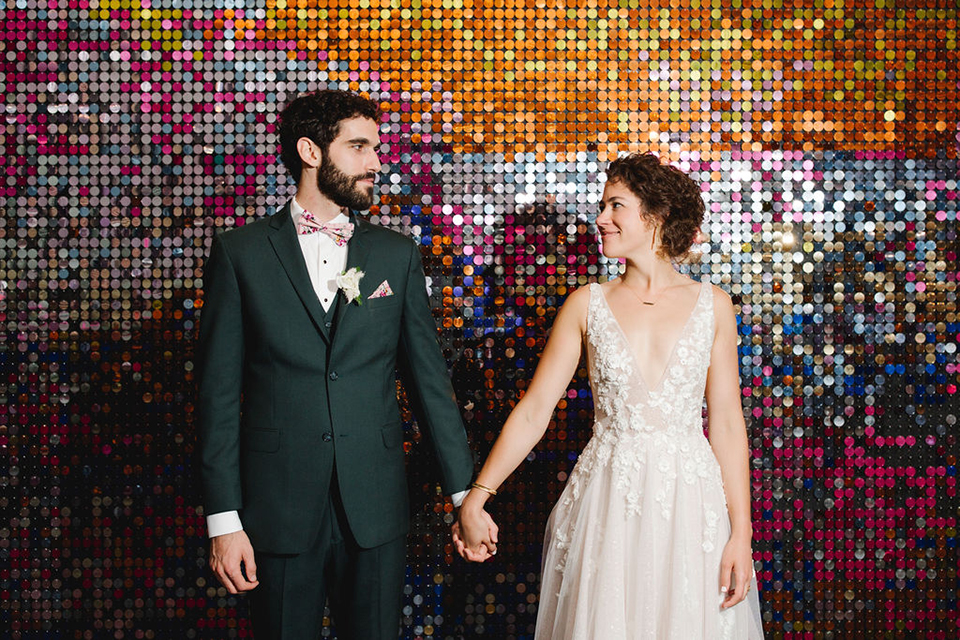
[[336, 267, 365, 305]]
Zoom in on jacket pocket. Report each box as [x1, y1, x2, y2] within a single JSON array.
[[380, 423, 403, 449], [352, 293, 401, 325], [242, 427, 281, 453], [364, 294, 401, 309]]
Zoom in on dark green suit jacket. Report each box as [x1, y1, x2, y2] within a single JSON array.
[[197, 204, 474, 554]]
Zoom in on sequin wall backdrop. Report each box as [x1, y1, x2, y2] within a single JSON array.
[[3, 0, 959, 637]]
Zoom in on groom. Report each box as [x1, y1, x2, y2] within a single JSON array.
[[197, 89, 480, 639]]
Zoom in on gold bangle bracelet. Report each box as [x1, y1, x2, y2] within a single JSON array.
[[470, 481, 498, 496]]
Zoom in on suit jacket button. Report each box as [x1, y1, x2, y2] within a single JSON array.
[[329, 372, 338, 380], [324, 321, 332, 328], [322, 433, 333, 442]]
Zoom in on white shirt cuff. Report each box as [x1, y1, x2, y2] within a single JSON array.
[[206, 511, 243, 538], [450, 490, 468, 508]]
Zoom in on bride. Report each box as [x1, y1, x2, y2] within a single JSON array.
[[455, 152, 764, 638]]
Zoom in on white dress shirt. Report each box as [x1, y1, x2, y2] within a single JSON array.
[[206, 199, 465, 538], [290, 198, 351, 312]]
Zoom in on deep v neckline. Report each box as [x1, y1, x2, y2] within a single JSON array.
[[595, 281, 706, 394]]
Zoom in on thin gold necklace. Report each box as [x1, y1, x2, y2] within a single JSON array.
[[622, 281, 673, 306]]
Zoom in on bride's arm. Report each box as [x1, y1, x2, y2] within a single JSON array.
[[704, 286, 754, 607], [456, 285, 590, 559]]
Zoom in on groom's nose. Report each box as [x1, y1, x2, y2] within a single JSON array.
[[367, 149, 382, 174]]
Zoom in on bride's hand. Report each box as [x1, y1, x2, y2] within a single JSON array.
[[453, 506, 499, 562], [719, 534, 753, 609]]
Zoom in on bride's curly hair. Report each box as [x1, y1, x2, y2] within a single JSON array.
[[605, 153, 705, 260]]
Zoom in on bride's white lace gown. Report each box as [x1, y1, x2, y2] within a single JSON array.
[[536, 283, 765, 639]]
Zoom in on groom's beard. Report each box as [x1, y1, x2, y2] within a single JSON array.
[[317, 156, 377, 211]]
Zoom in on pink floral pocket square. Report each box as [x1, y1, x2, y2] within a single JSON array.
[[368, 280, 394, 299]]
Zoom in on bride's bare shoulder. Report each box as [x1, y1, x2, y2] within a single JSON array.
[[705, 282, 733, 306], [554, 284, 595, 329], [705, 283, 737, 327], [561, 283, 593, 310]]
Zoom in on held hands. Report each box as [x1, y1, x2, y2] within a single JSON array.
[[719, 533, 753, 609], [209, 530, 259, 594], [452, 508, 498, 562], [452, 497, 499, 562]]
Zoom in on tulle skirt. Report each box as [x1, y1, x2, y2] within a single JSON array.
[[535, 436, 765, 640]]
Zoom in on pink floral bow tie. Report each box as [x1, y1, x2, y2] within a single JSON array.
[[296, 211, 354, 246]]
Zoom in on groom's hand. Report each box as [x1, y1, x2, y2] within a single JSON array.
[[209, 530, 259, 593], [452, 508, 499, 562], [451, 521, 491, 562]]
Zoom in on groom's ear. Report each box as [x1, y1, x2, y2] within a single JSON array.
[[296, 137, 322, 170]]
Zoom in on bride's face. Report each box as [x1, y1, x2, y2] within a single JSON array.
[[597, 180, 659, 259]]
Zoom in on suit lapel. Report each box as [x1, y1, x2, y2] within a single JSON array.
[[333, 212, 372, 344], [267, 203, 332, 344]]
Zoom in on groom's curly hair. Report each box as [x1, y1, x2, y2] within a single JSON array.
[[605, 153, 705, 260], [278, 89, 382, 184]]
